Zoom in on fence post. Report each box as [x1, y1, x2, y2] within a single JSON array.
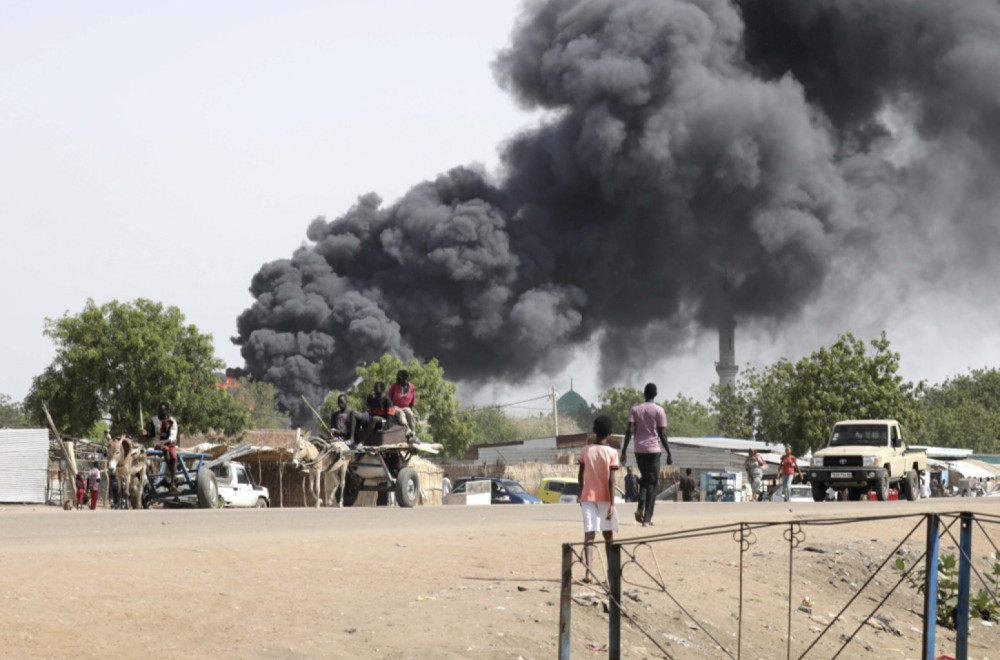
[[956, 512, 973, 660], [559, 543, 573, 660], [608, 542, 621, 660], [923, 513, 940, 660]]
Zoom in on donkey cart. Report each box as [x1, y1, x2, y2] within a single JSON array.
[[341, 426, 442, 508]]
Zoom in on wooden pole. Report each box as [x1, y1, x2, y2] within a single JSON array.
[[42, 403, 79, 502], [551, 385, 559, 437]]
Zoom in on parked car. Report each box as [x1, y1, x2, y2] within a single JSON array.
[[769, 484, 813, 503], [210, 461, 270, 508], [450, 477, 541, 504], [537, 476, 626, 504], [538, 476, 580, 503]]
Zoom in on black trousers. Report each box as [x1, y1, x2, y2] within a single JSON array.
[[634, 452, 661, 523]]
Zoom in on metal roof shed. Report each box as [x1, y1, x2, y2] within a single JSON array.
[[0, 429, 50, 503]]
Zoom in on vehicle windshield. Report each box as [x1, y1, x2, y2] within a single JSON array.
[[560, 482, 580, 496], [501, 480, 528, 494], [829, 424, 889, 447]]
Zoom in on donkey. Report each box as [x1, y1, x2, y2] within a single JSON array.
[[104, 431, 147, 510], [290, 428, 351, 507]]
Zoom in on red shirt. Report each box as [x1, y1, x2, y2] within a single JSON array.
[[780, 454, 798, 476], [387, 382, 416, 408]]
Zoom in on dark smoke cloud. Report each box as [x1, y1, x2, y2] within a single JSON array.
[[236, 0, 1000, 421]]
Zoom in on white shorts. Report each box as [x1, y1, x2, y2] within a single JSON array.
[[581, 501, 619, 533]]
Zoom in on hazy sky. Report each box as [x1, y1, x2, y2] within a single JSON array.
[[3, 1, 999, 412]]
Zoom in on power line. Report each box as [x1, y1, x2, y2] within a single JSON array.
[[461, 393, 553, 414]]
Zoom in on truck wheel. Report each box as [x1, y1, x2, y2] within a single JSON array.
[[873, 473, 889, 501], [902, 470, 918, 501], [811, 481, 826, 502], [255, 497, 268, 508], [196, 469, 219, 509], [396, 468, 419, 508]]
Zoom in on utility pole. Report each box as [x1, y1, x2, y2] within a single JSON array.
[[551, 385, 559, 438]]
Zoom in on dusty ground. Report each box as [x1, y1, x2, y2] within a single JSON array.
[[3, 499, 1000, 659]]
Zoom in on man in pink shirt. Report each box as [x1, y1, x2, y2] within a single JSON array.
[[578, 415, 619, 583], [619, 383, 672, 527]]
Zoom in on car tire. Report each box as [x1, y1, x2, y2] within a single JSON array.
[[873, 472, 889, 501], [811, 481, 826, 502], [396, 467, 419, 508], [196, 469, 219, 509], [902, 470, 918, 502], [255, 497, 268, 508]]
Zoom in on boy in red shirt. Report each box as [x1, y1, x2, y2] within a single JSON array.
[[577, 415, 619, 583], [387, 370, 418, 438]]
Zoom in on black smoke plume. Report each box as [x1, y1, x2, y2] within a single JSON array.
[[236, 0, 1000, 421]]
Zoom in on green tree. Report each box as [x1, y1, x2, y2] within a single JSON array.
[[711, 332, 923, 454], [595, 386, 643, 436], [0, 394, 28, 428], [507, 413, 585, 440], [711, 378, 756, 440], [461, 406, 521, 445], [662, 394, 717, 437], [233, 377, 290, 430], [350, 354, 472, 457], [916, 368, 1000, 452], [24, 299, 248, 437]]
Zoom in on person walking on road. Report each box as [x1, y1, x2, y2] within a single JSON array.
[[578, 415, 619, 583], [779, 445, 804, 503], [87, 464, 100, 510], [623, 466, 640, 503], [745, 448, 767, 501], [679, 468, 697, 502], [619, 383, 672, 527]]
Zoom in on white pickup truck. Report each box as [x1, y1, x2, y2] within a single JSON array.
[[807, 419, 927, 502], [210, 461, 270, 508]]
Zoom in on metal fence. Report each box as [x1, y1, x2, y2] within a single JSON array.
[[558, 510, 1000, 659]]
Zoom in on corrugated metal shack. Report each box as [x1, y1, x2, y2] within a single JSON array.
[[0, 428, 50, 503]]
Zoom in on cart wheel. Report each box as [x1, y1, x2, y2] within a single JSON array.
[[196, 469, 219, 509], [342, 480, 360, 507], [396, 468, 419, 508]]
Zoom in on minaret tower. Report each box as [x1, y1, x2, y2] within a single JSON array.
[[715, 276, 738, 387]]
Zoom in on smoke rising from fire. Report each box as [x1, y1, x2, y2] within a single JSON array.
[[236, 0, 1000, 420]]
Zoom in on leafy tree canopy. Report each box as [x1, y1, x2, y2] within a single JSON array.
[[596, 386, 643, 437], [461, 406, 521, 446], [232, 377, 289, 430], [712, 332, 923, 454], [24, 299, 248, 438], [916, 368, 1000, 452], [0, 394, 28, 428], [662, 394, 717, 437], [320, 354, 472, 457]]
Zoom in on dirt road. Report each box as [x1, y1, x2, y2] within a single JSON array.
[[3, 499, 999, 659]]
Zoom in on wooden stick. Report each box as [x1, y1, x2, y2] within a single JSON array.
[[41, 403, 79, 504], [300, 395, 335, 437]]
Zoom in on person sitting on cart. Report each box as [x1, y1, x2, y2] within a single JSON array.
[[146, 402, 180, 493], [330, 393, 361, 445], [387, 369, 418, 439], [355, 381, 396, 449]]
